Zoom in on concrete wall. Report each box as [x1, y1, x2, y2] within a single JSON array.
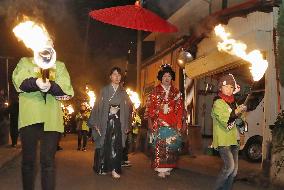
[[147, 0, 249, 53]]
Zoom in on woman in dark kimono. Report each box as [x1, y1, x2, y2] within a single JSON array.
[[88, 67, 130, 179]]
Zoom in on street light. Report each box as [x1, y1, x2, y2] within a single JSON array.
[[177, 49, 193, 130], [177, 48, 193, 68]]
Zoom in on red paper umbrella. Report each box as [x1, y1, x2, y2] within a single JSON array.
[[89, 1, 178, 33]]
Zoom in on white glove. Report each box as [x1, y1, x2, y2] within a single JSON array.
[[227, 121, 235, 130], [36, 78, 51, 92]]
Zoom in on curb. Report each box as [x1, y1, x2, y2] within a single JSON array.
[[0, 147, 22, 170]]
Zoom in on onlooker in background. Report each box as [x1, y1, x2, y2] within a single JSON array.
[[57, 134, 63, 151], [129, 110, 141, 153], [0, 89, 9, 146], [136, 106, 148, 153], [76, 103, 90, 151], [9, 95, 19, 148], [211, 74, 246, 190]]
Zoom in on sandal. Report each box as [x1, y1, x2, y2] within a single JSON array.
[[112, 170, 120, 179]]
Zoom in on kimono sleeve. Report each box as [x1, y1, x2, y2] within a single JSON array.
[[87, 90, 103, 128], [144, 90, 157, 119], [12, 58, 33, 93], [175, 92, 184, 130], [211, 99, 232, 129], [88, 107, 97, 128], [54, 62, 74, 97]]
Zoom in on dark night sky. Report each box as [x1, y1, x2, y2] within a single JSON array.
[[0, 0, 188, 103]]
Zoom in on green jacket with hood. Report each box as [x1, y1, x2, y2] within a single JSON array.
[[211, 98, 238, 148]]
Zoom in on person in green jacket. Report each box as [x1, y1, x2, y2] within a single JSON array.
[[211, 74, 246, 190], [76, 103, 90, 151], [12, 46, 74, 190]]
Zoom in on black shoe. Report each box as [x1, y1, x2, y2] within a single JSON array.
[[77, 147, 81, 151], [82, 147, 87, 152], [57, 146, 63, 151]]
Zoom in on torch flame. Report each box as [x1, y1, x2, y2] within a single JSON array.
[[214, 24, 268, 81], [66, 105, 74, 114], [13, 20, 56, 70], [87, 90, 96, 108], [13, 20, 51, 52], [126, 88, 141, 109]]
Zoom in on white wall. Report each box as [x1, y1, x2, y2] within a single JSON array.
[[149, 0, 250, 53]]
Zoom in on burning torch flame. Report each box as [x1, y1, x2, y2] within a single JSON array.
[[214, 24, 268, 81], [13, 20, 51, 52], [66, 105, 74, 114], [13, 20, 56, 69], [87, 90, 96, 108], [126, 88, 141, 109]]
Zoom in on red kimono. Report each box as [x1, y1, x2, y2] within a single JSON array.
[[145, 84, 184, 168]]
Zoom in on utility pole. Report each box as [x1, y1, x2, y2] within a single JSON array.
[[201, 0, 213, 14], [136, 0, 143, 93], [137, 30, 142, 93], [0, 56, 14, 104], [83, 9, 91, 66]]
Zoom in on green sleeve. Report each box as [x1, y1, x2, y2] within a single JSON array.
[[12, 58, 32, 93], [55, 61, 74, 97], [211, 99, 231, 129]]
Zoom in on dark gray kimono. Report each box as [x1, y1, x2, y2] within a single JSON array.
[[88, 84, 130, 148]]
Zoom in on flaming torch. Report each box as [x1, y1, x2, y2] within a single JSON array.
[[87, 90, 96, 108], [214, 24, 269, 104], [126, 88, 141, 109], [66, 105, 75, 115], [13, 20, 56, 82]]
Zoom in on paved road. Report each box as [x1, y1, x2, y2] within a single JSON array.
[[0, 135, 273, 190]]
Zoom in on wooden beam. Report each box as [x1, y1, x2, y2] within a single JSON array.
[[184, 50, 247, 78]]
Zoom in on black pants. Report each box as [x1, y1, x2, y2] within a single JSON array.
[[94, 113, 122, 174], [77, 130, 88, 148], [122, 134, 130, 162], [20, 123, 59, 190], [10, 124, 19, 146]]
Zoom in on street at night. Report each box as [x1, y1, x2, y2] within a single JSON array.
[[0, 135, 275, 190], [1, 1, 284, 190]]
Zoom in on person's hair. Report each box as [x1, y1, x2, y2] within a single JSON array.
[[109, 67, 122, 76], [157, 64, 175, 81], [218, 74, 236, 90]]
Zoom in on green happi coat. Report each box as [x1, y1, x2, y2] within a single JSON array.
[[12, 57, 74, 132], [211, 98, 238, 149]]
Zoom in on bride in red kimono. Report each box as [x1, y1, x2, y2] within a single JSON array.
[[145, 64, 184, 178]]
